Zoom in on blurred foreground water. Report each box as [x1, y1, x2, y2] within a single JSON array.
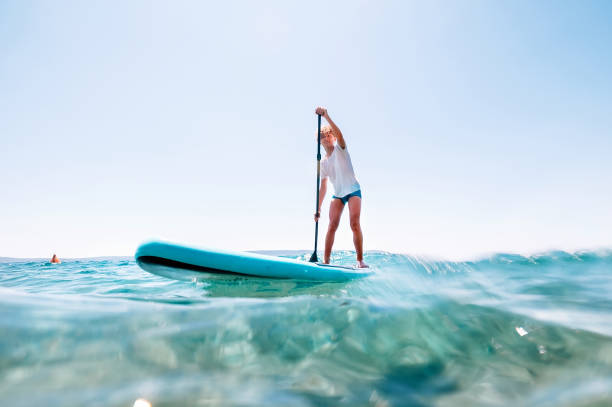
[[1, 250, 611, 406]]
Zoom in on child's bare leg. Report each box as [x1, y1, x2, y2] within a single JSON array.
[[324, 199, 344, 263], [348, 196, 368, 267]]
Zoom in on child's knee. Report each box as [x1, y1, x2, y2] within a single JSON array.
[[328, 219, 340, 231]]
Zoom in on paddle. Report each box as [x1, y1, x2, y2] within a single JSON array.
[[309, 114, 322, 263]]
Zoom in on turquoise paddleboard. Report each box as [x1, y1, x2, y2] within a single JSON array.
[[135, 241, 373, 282]]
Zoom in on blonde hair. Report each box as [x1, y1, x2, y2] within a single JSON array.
[[319, 125, 334, 137]]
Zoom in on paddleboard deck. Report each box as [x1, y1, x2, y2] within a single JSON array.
[[135, 241, 372, 282]]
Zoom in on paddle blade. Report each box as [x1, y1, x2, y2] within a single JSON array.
[[309, 252, 318, 263]]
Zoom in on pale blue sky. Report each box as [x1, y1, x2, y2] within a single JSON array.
[[1, 1, 611, 259]]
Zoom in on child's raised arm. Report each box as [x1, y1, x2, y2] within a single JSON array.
[[316, 107, 346, 149]]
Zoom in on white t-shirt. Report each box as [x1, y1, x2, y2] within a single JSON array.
[[321, 143, 361, 197]]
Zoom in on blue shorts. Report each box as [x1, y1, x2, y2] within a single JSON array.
[[332, 189, 362, 205]]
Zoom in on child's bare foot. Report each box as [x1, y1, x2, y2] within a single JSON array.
[[357, 260, 369, 268]]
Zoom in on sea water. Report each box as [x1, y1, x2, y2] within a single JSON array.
[[1, 250, 611, 406]]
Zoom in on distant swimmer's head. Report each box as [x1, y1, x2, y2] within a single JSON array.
[[318, 125, 335, 148], [50, 254, 61, 264]]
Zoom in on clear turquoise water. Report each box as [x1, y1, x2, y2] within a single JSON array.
[[1, 250, 611, 406]]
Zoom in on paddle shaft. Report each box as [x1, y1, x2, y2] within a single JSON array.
[[310, 114, 322, 262]]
